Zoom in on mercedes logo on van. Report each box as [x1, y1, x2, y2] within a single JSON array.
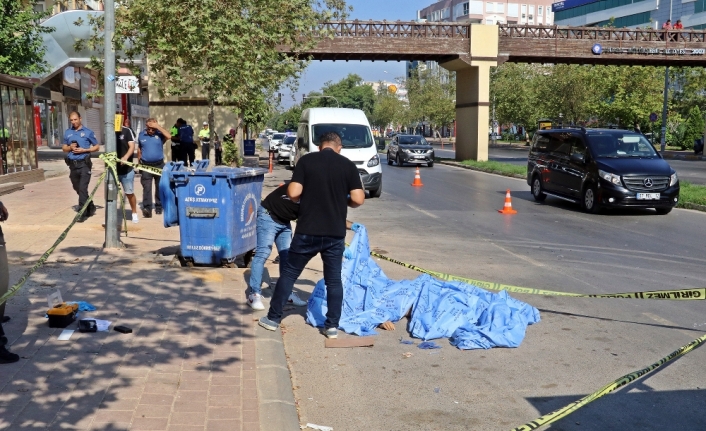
[[643, 178, 654, 188]]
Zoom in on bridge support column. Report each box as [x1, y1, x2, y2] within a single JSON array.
[[440, 24, 498, 162], [455, 64, 492, 161]]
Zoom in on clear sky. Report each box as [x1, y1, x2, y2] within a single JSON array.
[[280, 0, 434, 108]]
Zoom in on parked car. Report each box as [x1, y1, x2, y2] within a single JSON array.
[[387, 134, 435, 167], [278, 136, 296, 163], [386, 131, 398, 138], [269, 133, 286, 152], [527, 128, 679, 214]]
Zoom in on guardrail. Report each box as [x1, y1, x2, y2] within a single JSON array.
[[315, 21, 470, 38], [498, 24, 706, 43]]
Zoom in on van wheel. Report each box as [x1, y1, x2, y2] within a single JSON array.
[[582, 184, 601, 214], [387, 152, 393, 165], [655, 207, 673, 215], [369, 185, 382, 198], [532, 176, 546, 202]]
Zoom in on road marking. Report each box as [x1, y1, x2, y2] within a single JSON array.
[[490, 242, 545, 267], [407, 204, 439, 219]]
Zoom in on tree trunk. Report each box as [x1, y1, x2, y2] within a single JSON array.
[[236, 112, 244, 165], [208, 97, 214, 142]]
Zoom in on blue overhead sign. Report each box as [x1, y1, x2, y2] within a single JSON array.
[[552, 0, 599, 12]]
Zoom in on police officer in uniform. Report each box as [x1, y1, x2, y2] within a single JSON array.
[[63, 111, 100, 222], [137, 118, 171, 218]]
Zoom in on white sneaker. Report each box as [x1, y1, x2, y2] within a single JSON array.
[[288, 292, 307, 307], [132, 214, 139, 224], [248, 293, 265, 310]]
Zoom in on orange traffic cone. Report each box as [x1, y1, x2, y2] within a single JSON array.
[[498, 189, 518, 214], [411, 167, 424, 187]]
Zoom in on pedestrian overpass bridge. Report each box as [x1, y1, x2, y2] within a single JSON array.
[[291, 22, 706, 161]]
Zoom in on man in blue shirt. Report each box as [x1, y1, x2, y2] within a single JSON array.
[[62, 111, 100, 222], [176, 118, 195, 167], [137, 118, 171, 218]]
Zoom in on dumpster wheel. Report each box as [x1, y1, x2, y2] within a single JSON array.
[[178, 255, 194, 268]]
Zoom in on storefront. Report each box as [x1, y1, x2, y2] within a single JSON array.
[[33, 86, 64, 148], [0, 74, 39, 175]]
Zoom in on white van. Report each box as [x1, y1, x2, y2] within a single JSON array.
[[291, 108, 382, 197]]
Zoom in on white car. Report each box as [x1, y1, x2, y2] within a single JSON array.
[[269, 133, 286, 151], [278, 136, 296, 163]]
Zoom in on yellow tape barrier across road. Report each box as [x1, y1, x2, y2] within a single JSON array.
[[369, 250, 706, 300], [510, 332, 706, 430]]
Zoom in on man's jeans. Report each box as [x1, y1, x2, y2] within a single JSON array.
[[249, 206, 291, 295], [267, 233, 345, 329]]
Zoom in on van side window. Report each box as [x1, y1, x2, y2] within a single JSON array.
[[547, 133, 571, 156], [570, 137, 587, 158], [533, 135, 551, 153]]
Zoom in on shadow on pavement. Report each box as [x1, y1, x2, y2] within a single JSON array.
[[0, 243, 251, 429], [526, 387, 706, 431]]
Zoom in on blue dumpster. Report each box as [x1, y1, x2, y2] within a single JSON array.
[[243, 139, 256, 156], [161, 161, 267, 266]]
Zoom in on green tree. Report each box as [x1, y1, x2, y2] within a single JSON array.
[[681, 106, 705, 150], [0, 0, 54, 76], [490, 63, 543, 132], [594, 66, 662, 127], [79, 0, 348, 145], [541, 65, 600, 125], [370, 83, 405, 131], [305, 74, 375, 116], [406, 67, 455, 136]]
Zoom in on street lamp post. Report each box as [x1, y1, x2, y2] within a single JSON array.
[[103, 0, 119, 248], [559, 113, 563, 129]]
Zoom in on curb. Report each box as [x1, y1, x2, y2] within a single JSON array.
[[438, 160, 526, 179], [255, 324, 300, 431], [662, 153, 705, 161], [678, 202, 706, 212]]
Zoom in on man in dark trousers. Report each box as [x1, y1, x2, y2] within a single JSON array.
[[0, 201, 19, 364], [176, 118, 195, 167], [259, 132, 365, 339], [137, 118, 171, 218], [63, 111, 100, 222]]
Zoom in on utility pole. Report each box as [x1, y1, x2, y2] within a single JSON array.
[[660, 67, 669, 154], [103, 0, 119, 248]]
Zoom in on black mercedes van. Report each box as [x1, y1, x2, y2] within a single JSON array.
[[527, 128, 679, 214]]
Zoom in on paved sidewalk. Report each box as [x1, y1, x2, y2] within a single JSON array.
[[0, 160, 282, 431]]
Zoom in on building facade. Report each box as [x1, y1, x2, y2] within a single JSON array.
[[418, 0, 555, 25], [0, 75, 43, 183], [553, 0, 704, 29]]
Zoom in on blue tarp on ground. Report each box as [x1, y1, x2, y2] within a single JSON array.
[[306, 226, 540, 350]]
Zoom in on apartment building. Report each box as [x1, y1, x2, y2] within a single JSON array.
[[553, 0, 706, 29], [418, 0, 555, 26]]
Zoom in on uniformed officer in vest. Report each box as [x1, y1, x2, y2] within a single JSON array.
[[63, 111, 100, 222]]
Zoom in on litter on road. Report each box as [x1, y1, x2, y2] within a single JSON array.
[[306, 226, 540, 349], [324, 337, 375, 348]]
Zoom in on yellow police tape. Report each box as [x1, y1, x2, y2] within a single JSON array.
[[0, 171, 107, 308], [0, 153, 166, 308], [368, 250, 706, 300], [510, 332, 706, 430]]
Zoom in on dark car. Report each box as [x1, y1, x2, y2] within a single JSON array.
[[527, 128, 679, 214], [387, 135, 435, 167]]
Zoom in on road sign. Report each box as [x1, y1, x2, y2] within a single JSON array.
[[115, 76, 140, 94], [650, 112, 658, 122]]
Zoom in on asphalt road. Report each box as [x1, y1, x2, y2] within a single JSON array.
[[275, 154, 706, 431], [437, 145, 706, 185]]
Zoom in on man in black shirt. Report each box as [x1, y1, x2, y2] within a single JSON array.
[[259, 132, 365, 339], [116, 118, 139, 223]]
